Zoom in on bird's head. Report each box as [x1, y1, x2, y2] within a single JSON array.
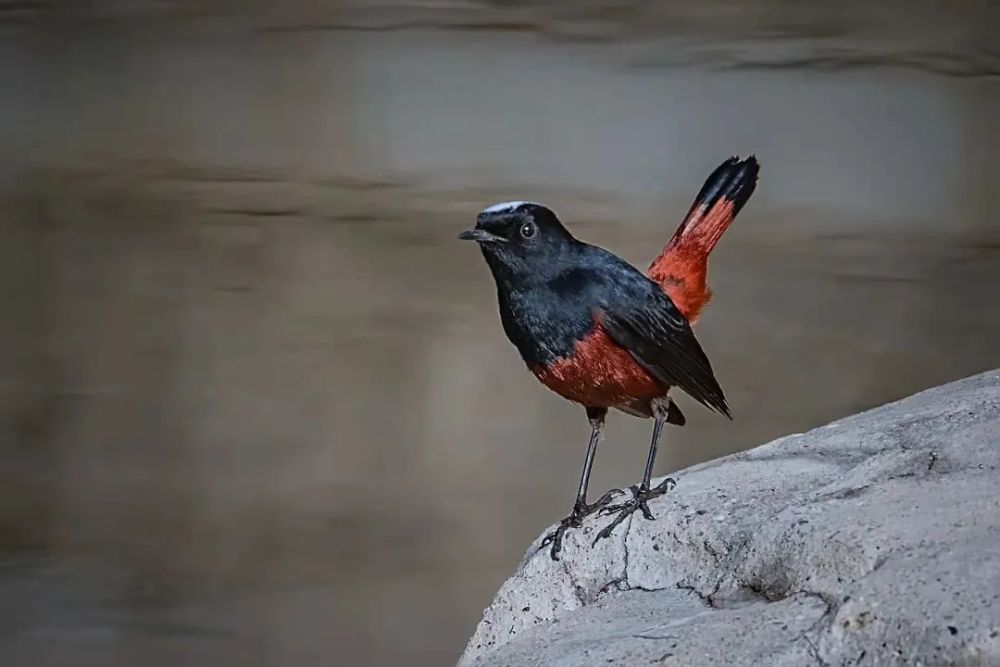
[[458, 201, 575, 284]]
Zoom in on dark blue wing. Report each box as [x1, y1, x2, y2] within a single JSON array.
[[592, 256, 731, 418]]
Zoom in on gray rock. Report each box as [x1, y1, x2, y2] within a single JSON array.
[[459, 369, 1000, 666]]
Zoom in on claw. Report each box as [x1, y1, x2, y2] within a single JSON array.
[[599, 502, 634, 516], [593, 509, 631, 543], [599, 484, 639, 516], [539, 530, 560, 548], [540, 488, 627, 560], [591, 487, 626, 507], [592, 478, 678, 546], [652, 477, 676, 494]]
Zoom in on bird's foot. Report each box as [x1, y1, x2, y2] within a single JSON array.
[[593, 477, 676, 544], [541, 489, 625, 560]]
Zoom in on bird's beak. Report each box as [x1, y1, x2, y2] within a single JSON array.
[[458, 229, 507, 244]]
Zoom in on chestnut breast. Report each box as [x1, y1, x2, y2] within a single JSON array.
[[531, 325, 666, 408]]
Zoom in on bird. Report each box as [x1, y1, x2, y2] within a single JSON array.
[[458, 156, 759, 559]]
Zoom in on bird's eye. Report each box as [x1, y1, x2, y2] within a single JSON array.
[[520, 221, 536, 239]]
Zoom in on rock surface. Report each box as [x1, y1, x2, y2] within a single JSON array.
[[459, 369, 1000, 666]]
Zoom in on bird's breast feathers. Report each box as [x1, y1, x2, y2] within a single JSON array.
[[531, 324, 665, 410]]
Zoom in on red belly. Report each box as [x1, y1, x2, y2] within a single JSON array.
[[532, 326, 666, 409]]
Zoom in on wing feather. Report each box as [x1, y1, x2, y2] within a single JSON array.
[[600, 286, 731, 418]]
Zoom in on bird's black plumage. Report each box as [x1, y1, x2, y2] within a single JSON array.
[[462, 201, 728, 417]]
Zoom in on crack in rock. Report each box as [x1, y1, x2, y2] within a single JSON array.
[[676, 583, 716, 608], [622, 513, 634, 590]]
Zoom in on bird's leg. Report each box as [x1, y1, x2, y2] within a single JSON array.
[[541, 408, 623, 560], [594, 411, 676, 544]]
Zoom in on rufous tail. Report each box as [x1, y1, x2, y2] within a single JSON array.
[[647, 155, 759, 324]]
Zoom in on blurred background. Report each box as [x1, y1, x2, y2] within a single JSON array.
[[1, 1, 998, 665]]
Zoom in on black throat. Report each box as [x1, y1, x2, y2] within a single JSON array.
[[481, 241, 604, 368]]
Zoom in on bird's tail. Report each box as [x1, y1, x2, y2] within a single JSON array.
[[647, 155, 759, 324]]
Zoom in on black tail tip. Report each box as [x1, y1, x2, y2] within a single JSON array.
[[737, 154, 760, 181], [723, 154, 761, 187], [722, 154, 760, 170], [698, 154, 760, 216]]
